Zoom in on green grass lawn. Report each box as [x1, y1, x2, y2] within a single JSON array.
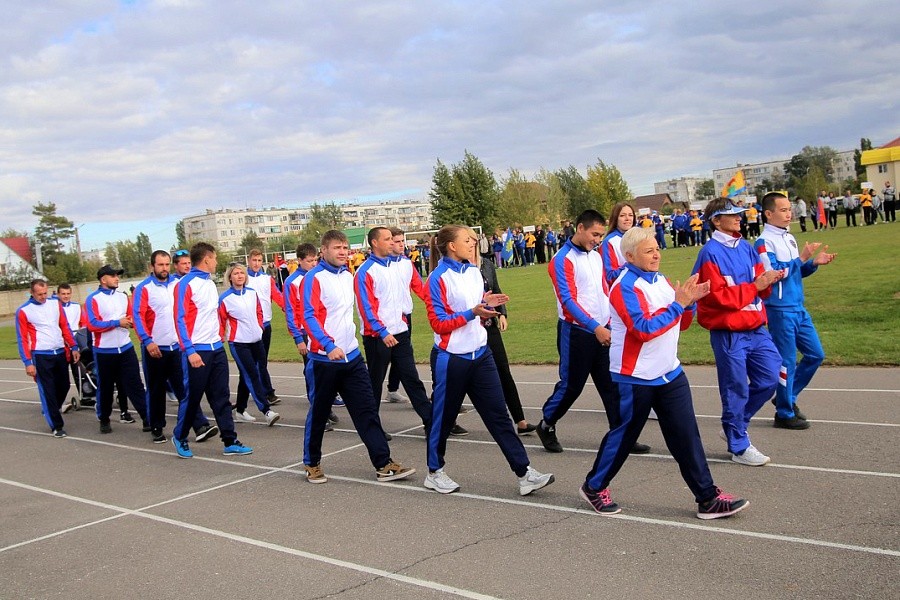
[[3, 223, 898, 365]]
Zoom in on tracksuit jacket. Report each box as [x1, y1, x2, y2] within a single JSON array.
[[300, 261, 360, 362], [600, 230, 626, 286], [132, 275, 180, 348], [549, 239, 610, 333], [246, 267, 285, 326], [355, 255, 408, 338], [218, 287, 264, 343], [174, 268, 223, 353], [85, 287, 134, 352], [283, 267, 309, 343], [424, 256, 487, 356], [754, 223, 817, 308], [16, 297, 77, 365]]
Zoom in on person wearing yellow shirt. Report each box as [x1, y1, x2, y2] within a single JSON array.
[[689, 212, 703, 246], [860, 189, 875, 226], [524, 230, 537, 265], [640, 215, 653, 229], [746, 205, 760, 238]]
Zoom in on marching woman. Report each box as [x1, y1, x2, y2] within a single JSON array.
[[218, 263, 280, 426], [423, 224, 554, 496], [600, 201, 637, 285]]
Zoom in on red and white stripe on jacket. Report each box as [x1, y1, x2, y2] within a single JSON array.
[[218, 287, 264, 343], [355, 255, 407, 338], [300, 261, 360, 361], [132, 275, 179, 347], [59, 301, 86, 333], [609, 264, 694, 384], [15, 298, 77, 366], [247, 268, 285, 325], [548, 239, 610, 333], [424, 257, 486, 356], [85, 287, 133, 352], [174, 268, 222, 354], [392, 255, 427, 315]]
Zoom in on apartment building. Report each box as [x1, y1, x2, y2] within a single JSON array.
[[713, 150, 856, 195], [181, 198, 433, 252], [653, 177, 707, 205]]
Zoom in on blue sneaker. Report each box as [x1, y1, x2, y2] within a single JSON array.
[[333, 394, 345, 407], [223, 441, 253, 456], [173, 438, 193, 459]]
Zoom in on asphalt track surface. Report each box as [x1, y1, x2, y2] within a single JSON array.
[[1, 359, 897, 599]]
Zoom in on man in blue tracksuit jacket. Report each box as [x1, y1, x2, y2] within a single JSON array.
[[754, 192, 836, 430]]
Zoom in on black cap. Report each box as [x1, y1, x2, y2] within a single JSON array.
[[97, 264, 125, 279]]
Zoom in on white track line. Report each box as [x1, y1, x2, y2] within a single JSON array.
[[0, 477, 502, 600], [1, 426, 898, 559]]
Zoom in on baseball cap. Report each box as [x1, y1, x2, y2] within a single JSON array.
[[97, 264, 125, 279]]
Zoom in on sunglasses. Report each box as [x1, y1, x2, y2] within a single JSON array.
[[173, 249, 189, 258]]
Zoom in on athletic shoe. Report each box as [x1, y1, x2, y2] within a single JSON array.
[[264, 410, 280, 427], [375, 461, 416, 482], [173, 438, 193, 458], [324, 420, 334, 432], [234, 410, 256, 422], [61, 399, 74, 414], [267, 393, 281, 406], [52, 428, 67, 438], [305, 464, 327, 484], [449, 423, 468, 436], [697, 488, 749, 520], [770, 397, 808, 421], [517, 423, 537, 435], [119, 412, 135, 424], [648, 408, 659, 420], [384, 431, 393, 441], [731, 444, 770, 466], [385, 390, 408, 403], [194, 424, 218, 443], [99, 421, 112, 434], [328, 411, 339, 424], [518, 466, 555, 496], [537, 420, 563, 453], [333, 394, 345, 407], [630, 442, 651, 454], [579, 482, 621, 515], [166, 391, 179, 403], [774, 415, 810, 430], [151, 429, 167, 444], [424, 469, 460, 494], [223, 442, 253, 456]]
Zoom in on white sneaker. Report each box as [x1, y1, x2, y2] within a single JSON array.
[[518, 466, 555, 496], [732, 444, 770, 466], [234, 410, 256, 422], [424, 469, 460, 494], [648, 408, 659, 420], [265, 410, 280, 427], [61, 399, 74, 414], [385, 390, 408, 403], [166, 392, 179, 403]]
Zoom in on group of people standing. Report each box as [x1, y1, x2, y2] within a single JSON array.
[[16, 193, 835, 516]]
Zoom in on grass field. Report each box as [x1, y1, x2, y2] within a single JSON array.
[[2, 223, 898, 365]]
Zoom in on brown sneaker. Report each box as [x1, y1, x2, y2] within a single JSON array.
[[375, 461, 416, 482], [305, 464, 327, 484]]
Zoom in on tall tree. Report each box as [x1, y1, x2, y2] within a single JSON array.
[[300, 202, 344, 245], [237, 231, 266, 257], [175, 220, 188, 250], [783, 146, 839, 191], [585, 159, 632, 217], [429, 151, 499, 230], [696, 179, 716, 201], [496, 169, 547, 229], [32, 202, 76, 266], [854, 137, 873, 179], [534, 168, 568, 228], [554, 165, 595, 220]]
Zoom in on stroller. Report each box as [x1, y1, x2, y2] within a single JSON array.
[[68, 328, 97, 410]]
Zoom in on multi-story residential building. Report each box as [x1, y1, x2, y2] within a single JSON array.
[[181, 198, 433, 252], [653, 177, 708, 205], [713, 150, 857, 195]]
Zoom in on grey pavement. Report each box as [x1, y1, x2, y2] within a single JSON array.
[[0, 359, 897, 599]]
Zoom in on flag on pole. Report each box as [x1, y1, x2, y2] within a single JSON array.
[[501, 228, 514, 263], [722, 170, 747, 198]]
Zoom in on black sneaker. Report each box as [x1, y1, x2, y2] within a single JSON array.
[[100, 421, 112, 434], [774, 415, 810, 430], [449, 423, 468, 436], [151, 429, 167, 444], [324, 420, 334, 432], [579, 482, 621, 515], [194, 424, 219, 443], [119, 412, 135, 424], [517, 423, 537, 435], [697, 488, 749, 520], [771, 398, 807, 421], [537, 420, 563, 453], [328, 411, 339, 424], [52, 428, 67, 438], [267, 393, 281, 406], [630, 442, 651, 454]]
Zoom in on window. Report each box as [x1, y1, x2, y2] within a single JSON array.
[[878, 164, 888, 173]]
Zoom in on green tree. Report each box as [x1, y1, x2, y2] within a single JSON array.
[[237, 231, 266, 257], [586, 159, 632, 217], [783, 146, 839, 192], [266, 233, 301, 256], [854, 137, 873, 179], [554, 166, 595, 220], [429, 151, 499, 230], [300, 202, 344, 245], [496, 169, 547, 228], [534, 168, 568, 228], [795, 165, 829, 208], [696, 179, 715, 201], [32, 202, 76, 266], [175, 220, 188, 250]]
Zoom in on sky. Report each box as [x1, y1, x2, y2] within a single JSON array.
[[2, 0, 898, 252]]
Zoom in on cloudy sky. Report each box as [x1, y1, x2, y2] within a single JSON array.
[[2, 0, 898, 251]]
